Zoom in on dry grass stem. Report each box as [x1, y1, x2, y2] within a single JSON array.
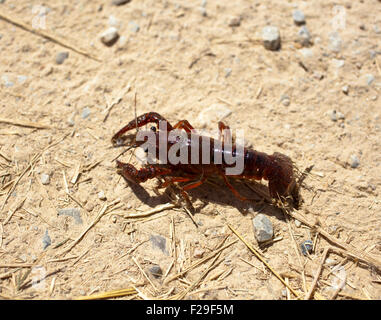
[[164, 239, 237, 284], [0, 117, 51, 129], [228, 223, 300, 298], [305, 247, 330, 300], [132, 256, 158, 293], [75, 287, 137, 300], [0, 11, 101, 61], [58, 202, 109, 256]]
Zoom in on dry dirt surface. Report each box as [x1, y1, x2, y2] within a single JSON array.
[[0, 0, 380, 300]]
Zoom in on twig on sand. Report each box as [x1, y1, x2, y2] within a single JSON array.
[[0, 117, 51, 129], [228, 223, 300, 298], [0, 11, 101, 62], [305, 247, 329, 300]]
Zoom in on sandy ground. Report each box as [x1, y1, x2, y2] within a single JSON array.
[[0, 0, 380, 300]]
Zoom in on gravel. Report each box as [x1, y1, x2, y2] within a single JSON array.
[[262, 26, 281, 51], [2, 75, 14, 88], [81, 107, 91, 119], [350, 154, 360, 168], [128, 21, 140, 33], [40, 173, 50, 185], [280, 94, 291, 106], [100, 27, 119, 46], [297, 26, 312, 47], [328, 32, 342, 52], [224, 68, 232, 77], [342, 85, 349, 94], [112, 0, 131, 5], [252, 214, 274, 243], [150, 234, 167, 253], [42, 230, 51, 250], [193, 248, 205, 258], [300, 240, 313, 256], [330, 110, 345, 122], [228, 16, 241, 27], [149, 265, 163, 278], [56, 51, 69, 65], [364, 74, 375, 85], [292, 10, 306, 25], [17, 75, 28, 84], [332, 58, 345, 68], [98, 190, 107, 201], [199, 7, 207, 17]]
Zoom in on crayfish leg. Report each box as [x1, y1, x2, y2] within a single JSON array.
[[116, 160, 172, 184], [220, 172, 248, 201], [173, 120, 196, 133]]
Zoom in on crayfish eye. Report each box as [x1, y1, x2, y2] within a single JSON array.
[[150, 126, 157, 132]]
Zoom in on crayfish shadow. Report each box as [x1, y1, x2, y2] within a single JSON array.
[[185, 180, 286, 220], [123, 179, 170, 207], [125, 177, 287, 221]]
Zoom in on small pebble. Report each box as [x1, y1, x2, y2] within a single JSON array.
[[294, 219, 301, 228], [108, 15, 121, 28], [373, 25, 381, 34], [17, 75, 27, 84], [297, 26, 311, 47], [300, 240, 313, 256], [328, 32, 342, 53], [312, 71, 324, 80], [330, 110, 345, 121], [262, 26, 281, 51], [67, 117, 75, 127], [332, 58, 345, 68], [112, 0, 131, 5], [224, 68, 232, 77], [81, 107, 91, 119], [298, 48, 313, 58], [128, 21, 140, 33], [150, 234, 167, 253], [40, 173, 50, 185], [55, 51, 69, 65], [325, 258, 337, 266], [365, 74, 375, 86], [149, 265, 163, 278], [342, 85, 349, 94], [193, 248, 205, 258], [199, 7, 207, 17], [228, 16, 241, 27], [2, 75, 14, 88], [280, 94, 290, 106], [292, 10, 305, 26], [85, 202, 95, 212], [100, 27, 119, 46], [42, 230, 51, 250], [98, 190, 107, 201], [252, 214, 274, 243], [57, 208, 83, 224], [350, 154, 360, 168]]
